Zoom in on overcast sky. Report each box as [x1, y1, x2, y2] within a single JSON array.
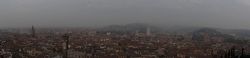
[[1, 0, 250, 29]]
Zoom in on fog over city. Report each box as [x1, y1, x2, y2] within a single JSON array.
[[3, 0, 250, 58], [1, 0, 250, 29]]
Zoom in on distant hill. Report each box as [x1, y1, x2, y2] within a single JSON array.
[[192, 28, 224, 41], [97, 23, 250, 40], [97, 23, 162, 34], [191, 28, 249, 44], [218, 29, 250, 40], [163, 26, 203, 33]]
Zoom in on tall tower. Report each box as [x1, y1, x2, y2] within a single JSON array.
[[31, 26, 36, 37], [63, 34, 70, 58], [146, 27, 151, 36]]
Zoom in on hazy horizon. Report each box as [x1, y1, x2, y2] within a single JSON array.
[[1, 0, 250, 29]]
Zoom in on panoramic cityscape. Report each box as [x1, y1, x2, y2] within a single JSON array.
[[1, 0, 250, 58], [0, 23, 250, 58]]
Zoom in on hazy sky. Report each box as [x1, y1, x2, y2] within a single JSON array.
[[1, 0, 250, 29]]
